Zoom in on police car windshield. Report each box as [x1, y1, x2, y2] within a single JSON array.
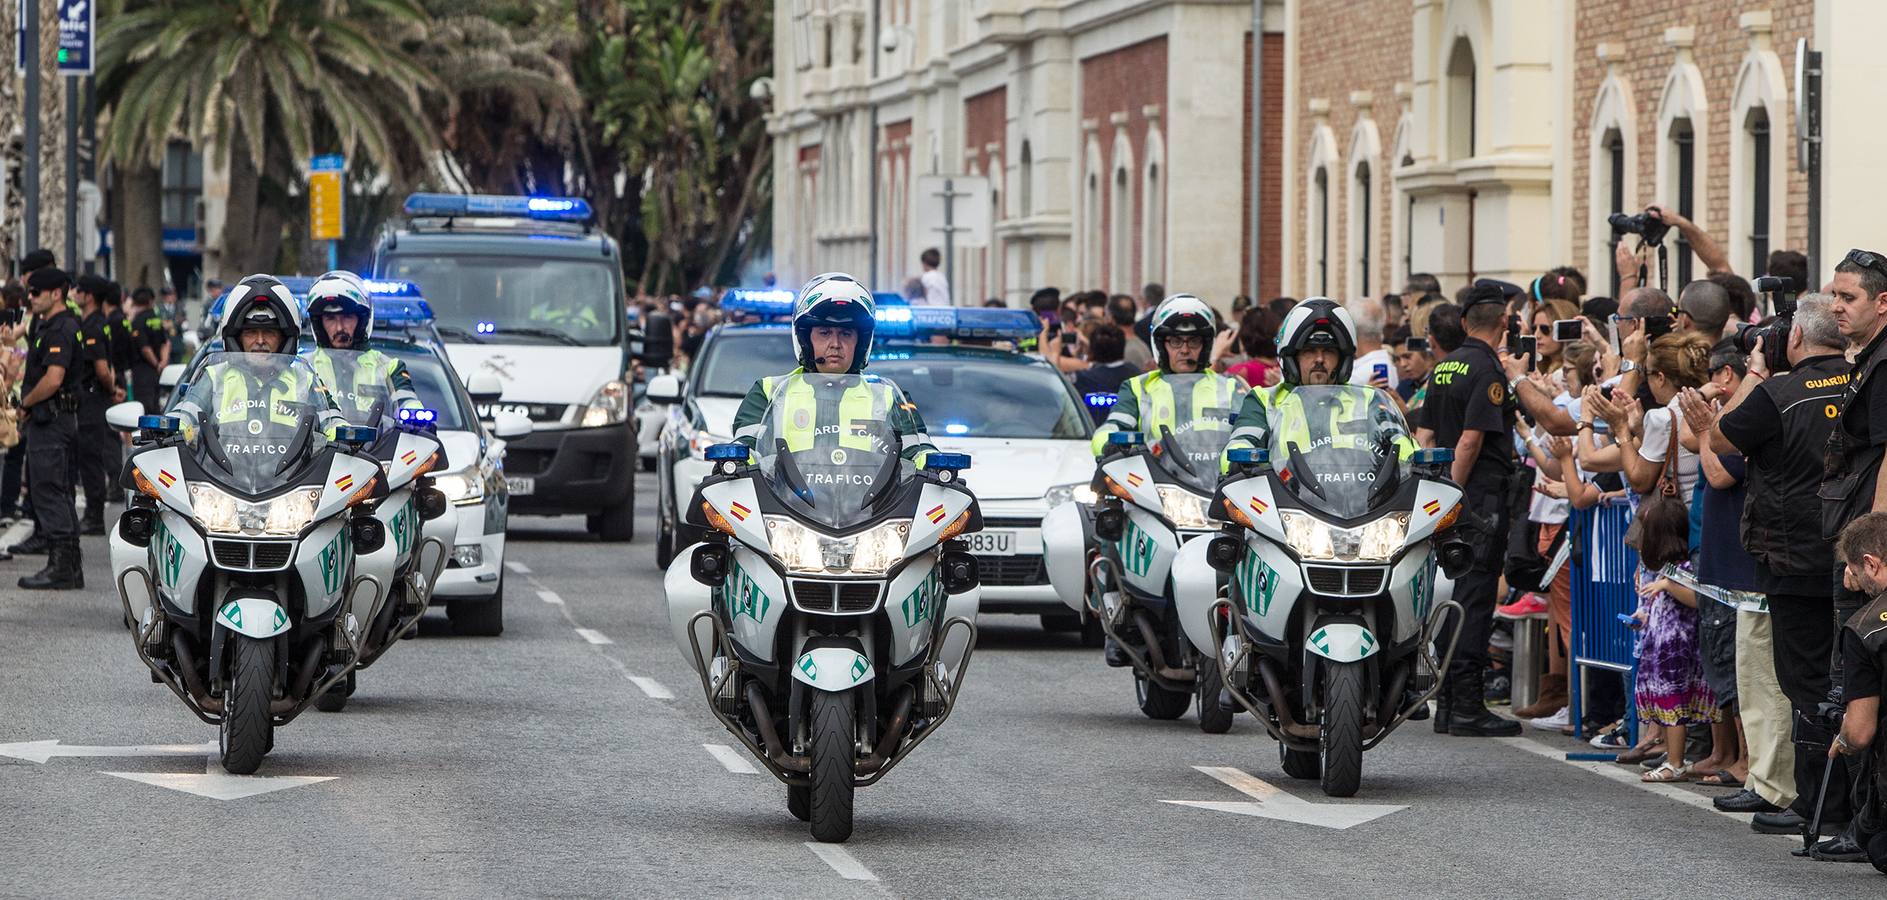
[[870, 357, 1089, 440], [178, 353, 331, 496], [754, 373, 902, 532], [1268, 385, 1410, 520], [381, 255, 619, 346], [693, 330, 801, 398]]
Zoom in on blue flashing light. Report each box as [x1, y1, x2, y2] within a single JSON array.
[[1084, 392, 1119, 409], [873, 306, 1041, 342], [335, 425, 379, 445], [373, 298, 435, 326], [397, 408, 438, 425], [943, 422, 969, 435], [403, 192, 594, 223], [1412, 448, 1455, 466], [705, 443, 749, 462], [138, 415, 180, 434], [1107, 431, 1146, 446], [1226, 447, 1269, 466], [475, 321, 497, 335], [363, 279, 420, 297], [721, 289, 797, 319], [922, 452, 972, 471]]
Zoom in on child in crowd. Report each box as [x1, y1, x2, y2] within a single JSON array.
[[1627, 494, 1719, 782]]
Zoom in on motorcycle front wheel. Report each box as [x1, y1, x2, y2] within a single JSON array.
[[1320, 661, 1365, 797], [219, 636, 275, 774], [808, 690, 856, 843]]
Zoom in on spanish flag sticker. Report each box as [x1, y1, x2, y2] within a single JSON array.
[[335, 475, 355, 492], [156, 470, 176, 488], [1249, 498, 1267, 516], [925, 504, 947, 525], [1422, 499, 1441, 516], [728, 502, 751, 522], [1125, 473, 1144, 488], [400, 450, 417, 465]]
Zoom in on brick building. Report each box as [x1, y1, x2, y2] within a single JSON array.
[[769, 1, 1887, 312]]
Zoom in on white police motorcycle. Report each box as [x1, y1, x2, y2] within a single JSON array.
[[1171, 385, 1471, 796], [665, 373, 982, 843], [107, 353, 395, 773], [1041, 389, 1237, 732]]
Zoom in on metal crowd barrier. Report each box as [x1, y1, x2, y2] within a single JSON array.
[[1567, 497, 1639, 748]]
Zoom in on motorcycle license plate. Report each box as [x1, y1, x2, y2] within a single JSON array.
[[506, 477, 535, 496], [964, 530, 1015, 555]]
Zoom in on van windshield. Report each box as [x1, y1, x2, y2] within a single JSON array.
[[383, 255, 620, 347]]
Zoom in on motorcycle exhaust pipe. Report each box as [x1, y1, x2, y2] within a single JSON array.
[[743, 681, 808, 773], [288, 636, 328, 702], [170, 630, 220, 714], [857, 685, 915, 775], [1131, 609, 1195, 683], [1257, 656, 1317, 739]]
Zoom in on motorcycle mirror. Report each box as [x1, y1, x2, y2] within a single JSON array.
[[106, 402, 148, 432]]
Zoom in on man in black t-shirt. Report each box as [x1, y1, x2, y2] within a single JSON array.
[[71, 276, 120, 537], [1413, 280, 1521, 737], [1832, 512, 1887, 872], [126, 287, 170, 414]]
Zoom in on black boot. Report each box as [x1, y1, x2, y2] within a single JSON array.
[[80, 507, 105, 536], [20, 538, 81, 590], [1444, 664, 1521, 737], [9, 530, 49, 555], [1432, 671, 1451, 734]]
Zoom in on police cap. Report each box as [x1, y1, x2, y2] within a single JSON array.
[[26, 267, 69, 293]]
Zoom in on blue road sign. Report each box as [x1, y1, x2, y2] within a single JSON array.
[[55, 0, 92, 75]]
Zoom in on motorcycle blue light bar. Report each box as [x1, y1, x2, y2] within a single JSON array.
[[402, 193, 594, 223], [397, 408, 438, 424], [334, 425, 379, 444], [922, 452, 972, 471], [720, 289, 797, 318], [1107, 431, 1146, 446], [138, 415, 180, 433], [1225, 447, 1269, 465], [704, 443, 749, 461], [1412, 448, 1455, 465], [363, 279, 421, 297], [1084, 392, 1119, 409], [872, 306, 1041, 341]]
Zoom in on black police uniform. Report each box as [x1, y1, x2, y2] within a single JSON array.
[[1413, 333, 1519, 732], [1838, 594, 1887, 872], [75, 308, 115, 529], [128, 306, 167, 414], [107, 305, 134, 393], [24, 307, 83, 546]]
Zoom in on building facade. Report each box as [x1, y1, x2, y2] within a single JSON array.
[[770, 0, 1886, 312]]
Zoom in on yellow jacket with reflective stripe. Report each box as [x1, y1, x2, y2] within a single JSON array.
[[1090, 370, 1244, 456]]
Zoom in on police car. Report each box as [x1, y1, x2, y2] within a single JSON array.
[[164, 286, 533, 632], [648, 297, 1100, 634]]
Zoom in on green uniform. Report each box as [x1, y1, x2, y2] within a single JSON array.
[[1090, 370, 1245, 456], [732, 367, 935, 467]]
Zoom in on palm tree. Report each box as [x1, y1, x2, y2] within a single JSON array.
[[96, 0, 443, 274]]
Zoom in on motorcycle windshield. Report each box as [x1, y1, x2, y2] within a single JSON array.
[[300, 349, 396, 429], [1148, 374, 1239, 493], [753, 373, 903, 532], [178, 353, 331, 495], [1267, 385, 1410, 519]]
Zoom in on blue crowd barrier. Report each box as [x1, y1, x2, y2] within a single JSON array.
[[1568, 497, 1640, 746]]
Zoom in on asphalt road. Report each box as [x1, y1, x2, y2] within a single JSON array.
[[2, 474, 1880, 898]]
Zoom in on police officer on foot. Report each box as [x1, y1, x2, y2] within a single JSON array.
[[126, 286, 170, 414], [73, 275, 123, 536], [1415, 280, 1524, 736], [16, 267, 86, 590]]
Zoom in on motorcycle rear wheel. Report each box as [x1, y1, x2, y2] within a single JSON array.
[[1280, 745, 1321, 780], [219, 636, 275, 775], [787, 784, 811, 822], [313, 672, 354, 712], [1134, 672, 1190, 720], [808, 690, 856, 843], [1195, 660, 1234, 734], [1320, 662, 1365, 797]]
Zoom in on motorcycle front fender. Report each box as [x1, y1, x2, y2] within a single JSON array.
[[791, 645, 875, 692], [214, 593, 291, 639], [1305, 621, 1380, 664]]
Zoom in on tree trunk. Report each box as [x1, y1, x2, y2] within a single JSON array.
[[113, 162, 164, 292], [699, 139, 770, 289], [221, 124, 262, 274], [33, 1, 66, 264]]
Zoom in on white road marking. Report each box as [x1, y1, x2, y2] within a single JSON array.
[[536, 589, 564, 605], [703, 743, 759, 774], [804, 843, 878, 881], [1161, 766, 1406, 830], [104, 764, 338, 800], [627, 676, 674, 700], [505, 561, 531, 574], [1498, 736, 1797, 832], [574, 628, 613, 645], [0, 740, 218, 764]]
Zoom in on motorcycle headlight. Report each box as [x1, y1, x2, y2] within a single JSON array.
[[1155, 485, 1213, 530], [765, 516, 912, 576], [1044, 482, 1099, 507], [1279, 510, 1409, 563], [580, 379, 630, 427], [187, 483, 322, 537], [690, 430, 733, 458]]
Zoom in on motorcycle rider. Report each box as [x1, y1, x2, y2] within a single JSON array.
[[1225, 297, 1417, 461], [300, 270, 423, 419], [731, 272, 934, 466], [171, 275, 344, 439], [1089, 294, 1246, 454]]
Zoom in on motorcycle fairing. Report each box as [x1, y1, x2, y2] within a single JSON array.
[[1099, 454, 1159, 512], [723, 543, 790, 663], [131, 446, 193, 515], [1172, 534, 1220, 657], [1041, 501, 1090, 613], [701, 478, 770, 552], [382, 431, 441, 490], [666, 542, 715, 667], [316, 454, 385, 522], [292, 520, 352, 617], [1235, 535, 1306, 642], [903, 482, 974, 556], [1218, 475, 1287, 545], [150, 509, 208, 617], [1114, 504, 1179, 596], [1403, 480, 1464, 546], [883, 556, 943, 666]]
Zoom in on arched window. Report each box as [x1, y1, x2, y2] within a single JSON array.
[[1143, 128, 1166, 286], [1312, 167, 1330, 296], [1744, 108, 1771, 273], [1019, 140, 1033, 218], [1604, 129, 1626, 297], [1668, 117, 1696, 285], [1446, 39, 1476, 160], [1729, 47, 1785, 277], [1111, 165, 1133, 292], [1353, 162, 1372, 296], [1085, 170, 1102, 287]]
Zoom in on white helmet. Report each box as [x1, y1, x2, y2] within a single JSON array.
[[306, 270, 374, 348], [1149, 294, 1217, 372]]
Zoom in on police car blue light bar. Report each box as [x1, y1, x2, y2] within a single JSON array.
[[872, 306, 1041, 341], [403, 193, 595, 223], [372, 297, 435, 326], [720, 289, 796, 318], [363, 279, 420, 297]]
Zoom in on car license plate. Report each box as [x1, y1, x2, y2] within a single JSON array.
[[964, 530, 1015, 556], [506, 477, 535, 496]]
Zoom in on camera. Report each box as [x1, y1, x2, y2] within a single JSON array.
[[1552, 319, 1583, 343], [1609, 211, 1671, 246], [1732, 281, 1798, 374], [1405, 336, 1430, 353], [0, 308, 22, 327]]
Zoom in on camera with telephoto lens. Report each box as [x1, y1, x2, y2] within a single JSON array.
[[1608, 211, 1671, 246], [1731, 276, 1798, 374]]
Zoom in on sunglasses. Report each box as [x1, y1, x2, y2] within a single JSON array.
[[1846, 248, 1887, 278]]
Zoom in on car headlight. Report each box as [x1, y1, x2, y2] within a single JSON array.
[[1279, 510, 1410, 563], [580, 379, 630, 427], [1155, 485, 1213, 530], [433, 466, 488, 506], [690, 430, 733, 458], [188, 483, 323, 537], [765, 516, 912, 575], [1045, 482, 1099, 507]]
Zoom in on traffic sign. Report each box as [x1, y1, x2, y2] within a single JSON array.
[[914, 174, 991, 248], [55, 0, 92, 75], [309, 154, 345, 242]]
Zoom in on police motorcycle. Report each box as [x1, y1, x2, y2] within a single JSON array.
[[1041, 375, 1239, 733], [1171, 386, 1472, 797], [665, 373, 982, 844], [106, 353, 396, 773], [304, 350, 453, 712]]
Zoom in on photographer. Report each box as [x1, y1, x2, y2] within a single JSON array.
[[1832, 512, 1887, 873], [1715, 293, 1850, 835]]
